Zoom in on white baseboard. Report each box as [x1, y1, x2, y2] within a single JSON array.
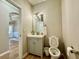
[[23, 52, 29, 59], [0, 50, 28, 59], [0, 50, 9, 57]]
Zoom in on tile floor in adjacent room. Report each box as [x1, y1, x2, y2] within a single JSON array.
[[9, 39, 19, 59]]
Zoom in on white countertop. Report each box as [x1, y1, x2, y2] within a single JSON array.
[[27, 34, 45, 38]]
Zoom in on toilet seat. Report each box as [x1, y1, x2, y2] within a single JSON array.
[[49, 47, 60, 56], [49, 36, 59, 48], [49, 36, 61, 59]]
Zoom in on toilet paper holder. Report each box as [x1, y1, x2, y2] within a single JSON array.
[[70, 46, 79, 55]]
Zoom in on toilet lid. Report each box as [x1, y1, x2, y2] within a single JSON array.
[[49, 36, 59, 48]]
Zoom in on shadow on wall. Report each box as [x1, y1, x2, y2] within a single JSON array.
[[59, 37, 67, 59], [44, 36, 49, 47]]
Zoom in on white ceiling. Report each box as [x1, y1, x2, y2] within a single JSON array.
[[28, 0, 46, 5]]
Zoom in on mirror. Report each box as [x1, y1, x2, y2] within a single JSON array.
[[32, 12, 45, 35]]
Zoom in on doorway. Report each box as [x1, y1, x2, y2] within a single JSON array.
[[9, 12, 20, 59], [7, 1, 21, 59], [2, 0, 22, 59]]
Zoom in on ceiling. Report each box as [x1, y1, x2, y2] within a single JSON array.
[[28, 0, 46, 6]]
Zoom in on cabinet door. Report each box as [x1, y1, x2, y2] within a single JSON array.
[[28, 38, 34, 54], [34, 38, 42, 56]]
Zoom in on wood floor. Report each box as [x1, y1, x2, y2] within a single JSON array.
[[24, 54, 50, 59], [24, 54, 66, 59]]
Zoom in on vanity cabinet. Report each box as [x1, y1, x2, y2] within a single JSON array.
[[27, 35, 44, 59]]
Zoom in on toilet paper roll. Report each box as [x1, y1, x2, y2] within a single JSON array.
[[67, 47, 73, 56]]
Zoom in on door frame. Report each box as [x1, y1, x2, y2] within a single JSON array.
[[6, 0, 23, 59]]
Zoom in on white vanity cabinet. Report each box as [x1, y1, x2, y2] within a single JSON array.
[[27, 35, 44, 59]]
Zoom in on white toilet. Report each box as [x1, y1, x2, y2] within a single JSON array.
[[49, 36, 61, 59]]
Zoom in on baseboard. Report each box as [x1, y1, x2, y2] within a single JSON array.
[[23, 52, 29, 59], [0, 50, 28, 59], [0, 50, 9, 58]]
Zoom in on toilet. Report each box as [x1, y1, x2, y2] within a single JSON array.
[[49, 36, 61, 59]]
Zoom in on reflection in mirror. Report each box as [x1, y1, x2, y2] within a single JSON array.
[[32, 12, 45, 35]]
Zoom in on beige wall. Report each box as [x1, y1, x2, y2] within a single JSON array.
[[14, 0, 33, 55], [33, 0, 64, 53], [62, 0, 79, 59]]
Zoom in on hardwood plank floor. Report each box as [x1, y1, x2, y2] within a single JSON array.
[[24, 54, 50, 59], [24, 54, 66, 59]]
